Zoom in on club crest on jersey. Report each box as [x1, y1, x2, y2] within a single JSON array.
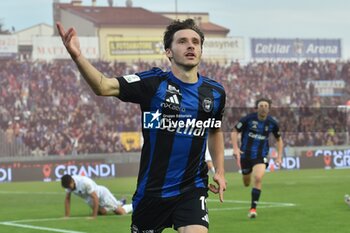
[[202, 98, 213, 112]]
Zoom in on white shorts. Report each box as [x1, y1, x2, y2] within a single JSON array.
[[86, 186, 123, 212]]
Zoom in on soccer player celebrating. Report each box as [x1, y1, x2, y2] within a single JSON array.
[[57, 18, 226, 233], [61, 174, 132, 218], [231, 98, 283, 218]]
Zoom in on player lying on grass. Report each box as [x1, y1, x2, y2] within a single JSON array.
[[61, 174, 133, 219]]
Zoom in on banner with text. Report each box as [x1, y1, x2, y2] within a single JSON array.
[[0, 35, 18, 57], [32, 36, 99, 60], [203, 37, 245, 60], [107, 37, 164, 60], [251, 38, 341, 59], [0, 159, 115, 182]]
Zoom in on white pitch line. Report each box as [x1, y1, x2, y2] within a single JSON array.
[[0, 191, 62, 195], [0, 222, 85, 233], [207, 198, 296, 206], [0, 198, 295, 232], [0, 191, 132, 197], [5, 217, 86, 223], [207, 198, 296, 211], [210, 204, 295, 211]]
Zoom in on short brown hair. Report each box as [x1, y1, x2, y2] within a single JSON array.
[[163, 18, 204, 50], [255, 98, 272, 108]]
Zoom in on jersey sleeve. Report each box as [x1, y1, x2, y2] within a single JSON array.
[[272, 121, 282, 139], [116, 68, 163, 104], [211, 88, 226, 129], [235, 115, 248, 133]]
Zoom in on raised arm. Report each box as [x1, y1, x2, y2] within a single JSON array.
[[207, 128, 226, 202], [56, 22, 120, 96]]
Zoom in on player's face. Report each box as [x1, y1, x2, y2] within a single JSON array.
[[166, 29, 202, 69], [257, 101, 270, 119], [69, 180, 76, 190]]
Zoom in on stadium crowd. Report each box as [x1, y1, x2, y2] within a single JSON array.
[[0, 59, 349, 156]]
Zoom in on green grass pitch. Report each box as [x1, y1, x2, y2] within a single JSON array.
[[0, 168, 349, 233]]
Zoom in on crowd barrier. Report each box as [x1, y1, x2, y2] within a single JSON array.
[[0, 146, 349, 183]]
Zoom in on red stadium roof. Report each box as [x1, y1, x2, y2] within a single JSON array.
[[57, 4, 229, 34], [200, 22, 230, 34], [58, 4, 172, 27]]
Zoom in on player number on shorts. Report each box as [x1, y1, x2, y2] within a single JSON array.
[[200, 196, 206, 210]]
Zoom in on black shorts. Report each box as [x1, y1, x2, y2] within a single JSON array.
[[240, 157, 269, 175], [131, 188, 209, 233]]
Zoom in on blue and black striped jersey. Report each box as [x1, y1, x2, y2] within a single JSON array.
[[117, 67, 226, 208], [235, 112, 281, 159]]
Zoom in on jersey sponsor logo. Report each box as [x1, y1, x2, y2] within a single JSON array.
[[123, 74, 140, 83], [166, 94, 180, 104], [202, 97, 213, 112], [160, 102, 186, 112], [143, 110, 221, 136], [248, 132, 266, 140]]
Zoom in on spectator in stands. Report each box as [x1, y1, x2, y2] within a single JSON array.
[[1, 57, 350, 156]]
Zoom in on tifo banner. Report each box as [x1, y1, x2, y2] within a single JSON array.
[[203, 37, 245, 60], [32, 36, 99, 60], [107, 37, 164, 60], [251, 38, 341, 59], [0, 159, 115, 182], [0, 35, 18, 57], [120, 132, 141, 151]]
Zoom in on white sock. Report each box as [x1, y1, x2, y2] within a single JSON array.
[[122, 204, 133, 214]]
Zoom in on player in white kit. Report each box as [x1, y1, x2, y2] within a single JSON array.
[[61, 174, 133, 218]]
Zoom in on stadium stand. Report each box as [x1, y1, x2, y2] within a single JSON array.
[[0, 59, 349, 156]]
